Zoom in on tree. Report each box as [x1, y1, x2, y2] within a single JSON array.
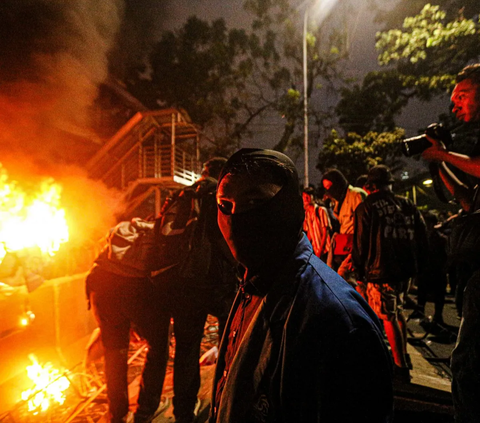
[[330, 3, 480, 168], [376, 4, 480, 97], [336, 4, 480, 138], [317, 3, 480, 188], [244, 0, 349, 153], [370, 0, 479, 30], [126, 0, 349, 157], [337, 2, 480, 133], [126, 16, 252, 156], [317, 128, 404, 183], [335, 70, 410, 136]]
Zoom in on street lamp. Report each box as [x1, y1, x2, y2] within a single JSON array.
[[303, 8, 309, 188], [302, 0, 339, 188]]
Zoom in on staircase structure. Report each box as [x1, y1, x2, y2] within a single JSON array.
[[87, 108, 201, 218]]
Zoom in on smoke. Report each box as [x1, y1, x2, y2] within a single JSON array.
[[57, 167, 126, 244], [110, 0, 170, 80], [0, 0, 194, 246], [0, 0, 123, 161], [0, 0, 126, 243]]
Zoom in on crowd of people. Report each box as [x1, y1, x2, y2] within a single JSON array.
[[85, 63, 480, 423]]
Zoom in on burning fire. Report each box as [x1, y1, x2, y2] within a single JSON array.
[[21, 354, 71, 414], [0, 164, 69, 262]]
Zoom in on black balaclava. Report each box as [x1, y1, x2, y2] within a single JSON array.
[[322, 168, 348, 202], [217, 148, 305, 276]]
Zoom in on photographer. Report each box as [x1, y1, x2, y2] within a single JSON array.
[[422, 64, 480, 423]]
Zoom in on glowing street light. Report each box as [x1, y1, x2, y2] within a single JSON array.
[[303, 8, 309, 188], [302, 0, 338, 188]]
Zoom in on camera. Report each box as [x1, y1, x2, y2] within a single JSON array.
[[401, 123, 452, 157]]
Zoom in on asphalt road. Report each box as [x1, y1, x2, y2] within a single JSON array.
[[393, 289, 460, 423]]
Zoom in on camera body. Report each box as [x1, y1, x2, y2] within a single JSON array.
[[401, 123, 452, 157]]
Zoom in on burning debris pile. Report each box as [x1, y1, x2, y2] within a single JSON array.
[[0, 337, 149, 423], [0, 163, 71, 294], [21, 355, 71, 415], [0, 164, 69, 264], [2, 353, 109, 423]]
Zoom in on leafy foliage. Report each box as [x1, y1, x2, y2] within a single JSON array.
[[371, 0, 479, 30], [376, 4, 480, 96], [126, 0, 349, 157], [317, 128, 405, 183], [335, 3, 480, 138], [126, 16, 252, 156], [336, 70, 411, 136]]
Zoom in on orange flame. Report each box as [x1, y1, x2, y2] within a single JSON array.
[[20, 354, 70, 413], [0, 164, 69, 262]]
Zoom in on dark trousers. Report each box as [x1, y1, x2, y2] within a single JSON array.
[[154, 272, 211, 423], [451, 269, 480, 423], [416, 272, 448, 322], [171, 296, 208, 422], [87, 267, 170, 423]]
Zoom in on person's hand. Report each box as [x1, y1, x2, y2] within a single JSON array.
[[421, 135, 447, 162]]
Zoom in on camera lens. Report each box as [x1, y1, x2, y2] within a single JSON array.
[[401, 135, 432, 157]]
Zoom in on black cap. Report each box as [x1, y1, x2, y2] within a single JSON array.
[[366, 165, 394, 187]]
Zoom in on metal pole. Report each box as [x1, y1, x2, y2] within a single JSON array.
[[303, 8, 309, 188]]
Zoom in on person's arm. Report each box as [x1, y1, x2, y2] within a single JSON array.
[[438, 163, 474, 211], [422, 136, 480, 178], [304, 207, 318, 253], [352, 203, 367, 280], [422, 136, 476, 211], [316, 206, 330, 257]]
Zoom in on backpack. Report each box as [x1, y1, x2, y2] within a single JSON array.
[[152, 178, 217, 278], [106, 218, 156, 275]]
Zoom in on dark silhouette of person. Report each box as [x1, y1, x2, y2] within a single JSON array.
[[144, 157, 237, 423], [210, 148, 393, 423], [423, 63, 480, 422]]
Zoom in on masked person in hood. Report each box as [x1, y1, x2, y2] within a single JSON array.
[[210, 149, 393, 423]]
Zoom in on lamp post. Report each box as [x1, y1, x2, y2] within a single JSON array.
[[302, 0, 339, 188], [303, 8, 309, 188]]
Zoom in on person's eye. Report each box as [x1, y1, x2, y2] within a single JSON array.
[[218, 200, 233, 215]]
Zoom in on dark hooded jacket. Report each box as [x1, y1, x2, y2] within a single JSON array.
[[352, 190, 428, 283], [210, 235, 394, 423], [211, 149, 393, 423]]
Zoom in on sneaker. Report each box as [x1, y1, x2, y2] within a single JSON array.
[[174, 398, 202, 423], [123, 411, 135, 423], [419, 315, 433, 329], [193, 397, 202, 416]]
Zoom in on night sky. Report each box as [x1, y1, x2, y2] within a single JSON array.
[[0, 0, 447, 184], [159, 0, 445, 183]]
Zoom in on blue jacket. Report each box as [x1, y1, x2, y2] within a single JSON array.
[[211, 235, 393, 423]]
